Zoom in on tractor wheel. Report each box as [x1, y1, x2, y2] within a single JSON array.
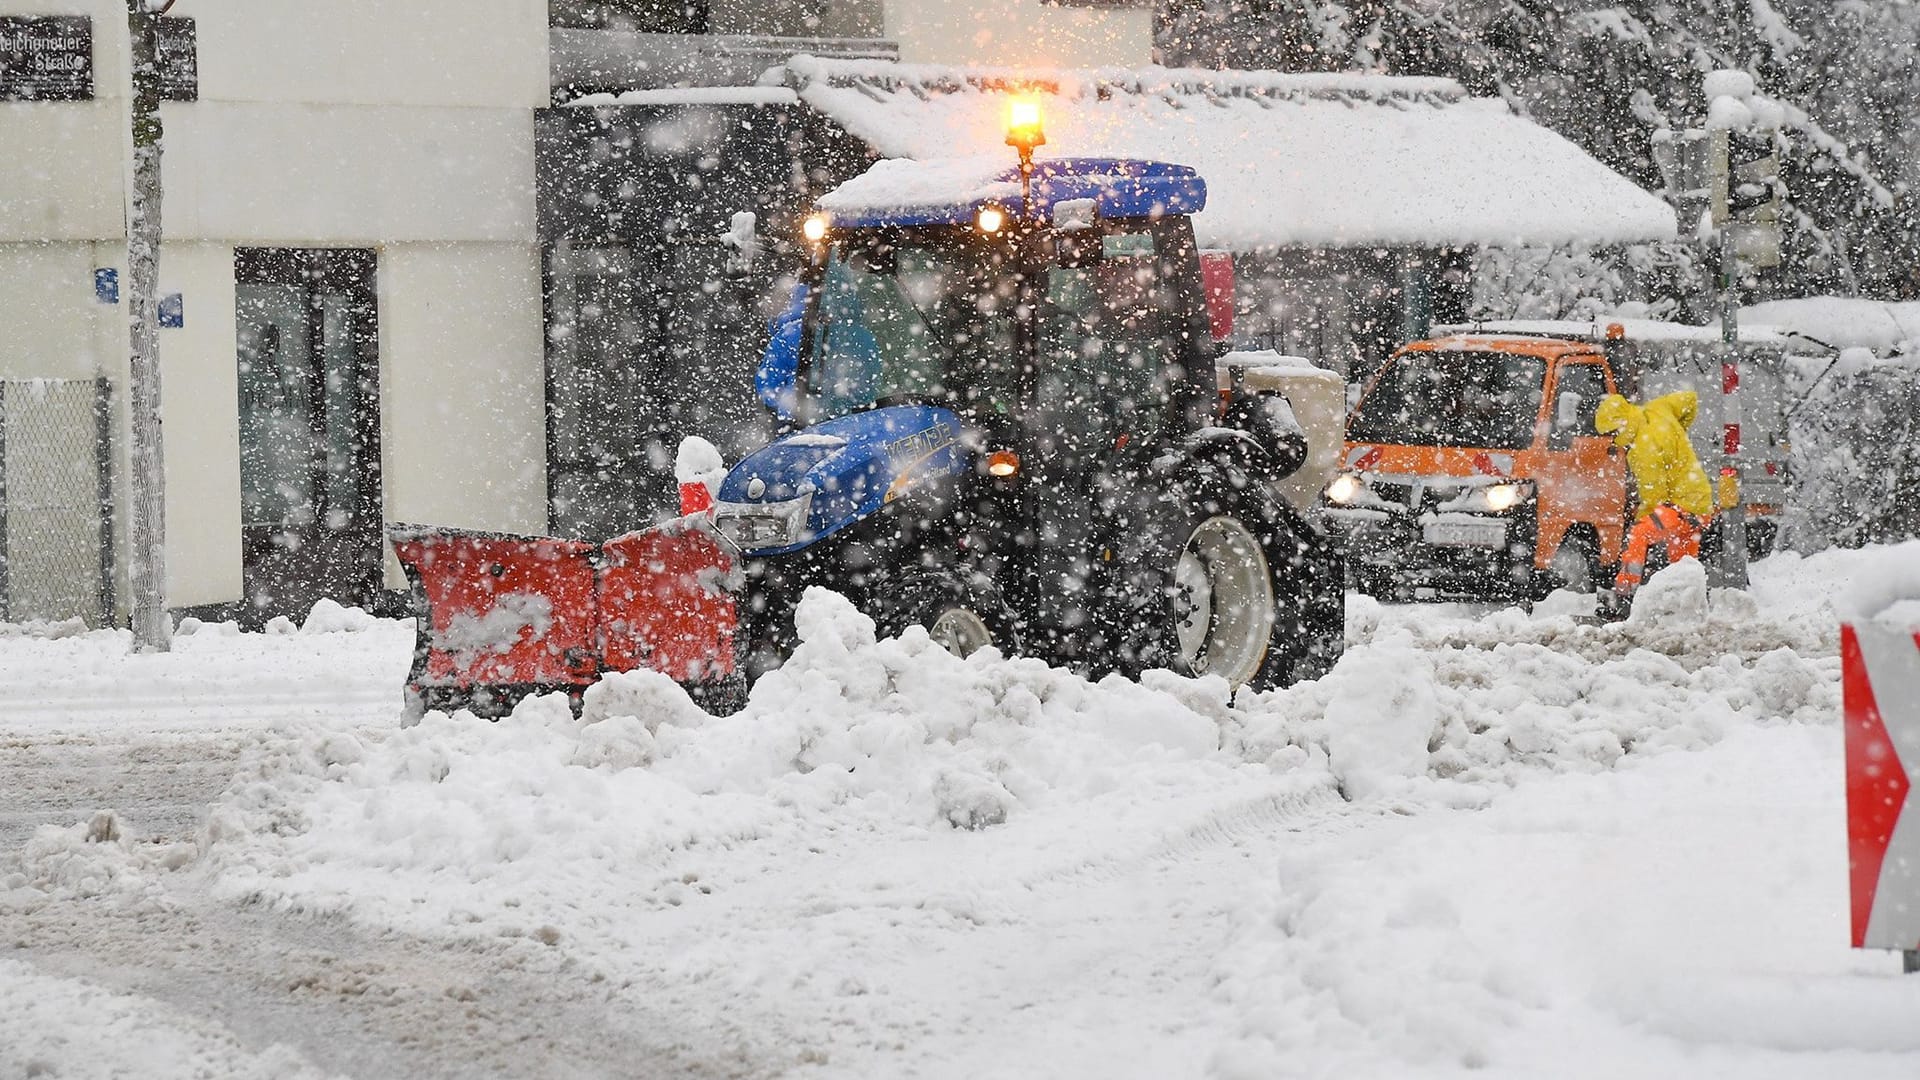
[[879, 571, 1020, 660], [1169, 513, 1280, 688], [1115, 467, 1328, 693]]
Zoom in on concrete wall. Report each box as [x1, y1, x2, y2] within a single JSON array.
[[159, 102, 535, 244], [883, 0, 1152, 68], [378, 242, 547, 585], [0, 243, 110, 381], [148, 242, 242, 608], [195, 0, 547, 110]]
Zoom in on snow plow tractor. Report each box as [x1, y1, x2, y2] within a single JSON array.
[[392, 126, 1344, 717]]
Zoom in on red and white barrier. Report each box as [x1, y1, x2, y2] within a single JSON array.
[[1842, 621, 1920, 957]]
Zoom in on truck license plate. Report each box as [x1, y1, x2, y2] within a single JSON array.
[[1424, 520, 1506, 548]]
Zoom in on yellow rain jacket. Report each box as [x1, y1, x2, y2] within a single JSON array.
[[1594, 391, 1714, 520]]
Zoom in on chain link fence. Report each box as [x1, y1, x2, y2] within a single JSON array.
[[1788, 355, 1920, 550], [0, 378, 114, 625]]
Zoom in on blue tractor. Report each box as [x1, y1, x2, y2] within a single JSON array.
[[706, 152, 1346, 695]]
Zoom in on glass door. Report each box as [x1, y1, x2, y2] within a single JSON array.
[[235, 248, 381, 622]]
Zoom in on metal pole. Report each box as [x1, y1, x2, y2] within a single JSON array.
[[125, 0, 170, 651], [1714, 228, 1750, 590]]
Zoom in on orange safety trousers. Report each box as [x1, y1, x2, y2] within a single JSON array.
[[1616, 503, 1708, 594]]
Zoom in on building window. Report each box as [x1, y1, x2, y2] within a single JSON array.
[[549, 0, 712, 32]]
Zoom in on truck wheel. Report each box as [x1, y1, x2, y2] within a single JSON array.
[[1543, 531, 1600, 595], [1170, 514, 1279, 687], [881, 572, 1019, 660]]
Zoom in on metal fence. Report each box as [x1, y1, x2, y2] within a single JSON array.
[[1788, 358, 1920, 550], [0, 378, 114, 625]]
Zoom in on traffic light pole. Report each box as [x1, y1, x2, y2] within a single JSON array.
[[125, 0, 173, 650], [1713, 229, 1751, 590]]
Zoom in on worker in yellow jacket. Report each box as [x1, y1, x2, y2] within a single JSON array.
[[1594, 391, 1716, 608]]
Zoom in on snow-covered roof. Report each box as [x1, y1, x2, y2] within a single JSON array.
[[1444, 318, 1800, 347], [784, 56, 1677, 252], [563, 86, 800, 108], [1739, 297, 1920, 356]]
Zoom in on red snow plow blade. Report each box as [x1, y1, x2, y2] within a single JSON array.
[[389, 518, 741, 718]]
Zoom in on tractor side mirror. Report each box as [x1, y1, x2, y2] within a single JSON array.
[[1199, 251, 1235, 343]]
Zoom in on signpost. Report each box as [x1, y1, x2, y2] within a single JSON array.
[[1843, 620, 1920, 973]]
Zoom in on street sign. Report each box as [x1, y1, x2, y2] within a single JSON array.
[[1843, 621, 1920, 968], [1729, 223, 1782, 268], [0, 16, 93, 101]]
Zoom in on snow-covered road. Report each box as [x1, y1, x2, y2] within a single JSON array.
[[4, 549, 1919, 1078]]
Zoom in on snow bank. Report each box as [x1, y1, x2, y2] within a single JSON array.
[[204, 550, 1842, 937], [1209, 724, 1920, 1079], [202, 588, 1273, 925]]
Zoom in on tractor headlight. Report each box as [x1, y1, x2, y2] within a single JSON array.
[[1324, 473, 1364, 506], [712, 492, 813, 553]]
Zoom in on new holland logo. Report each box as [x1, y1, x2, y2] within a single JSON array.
[[882, 422, 956, 503], [886, 422, 955, 462]]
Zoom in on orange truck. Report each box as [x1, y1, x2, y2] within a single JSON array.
[[1322, 321, 1799, 602]]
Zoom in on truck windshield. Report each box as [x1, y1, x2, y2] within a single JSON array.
[[808, 240, 1019, 418], [1349, 350, 1547, 450]]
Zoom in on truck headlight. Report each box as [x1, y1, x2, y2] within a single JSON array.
[[712, 492, 812, 552], [1324, 473, 1363, 506], [1444, 481, 1533, 514]]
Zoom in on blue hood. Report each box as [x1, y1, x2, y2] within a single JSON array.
[[716, 405, 968, 555]]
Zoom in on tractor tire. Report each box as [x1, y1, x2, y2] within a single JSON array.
[[877, 571, 1020, 660], [1113, 463, 1331, 693]]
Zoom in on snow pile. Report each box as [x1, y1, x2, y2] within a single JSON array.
[[203, 553, 1843, 942], [202, 588, 1272, 925], [1234, 557, 1837, 804], [0, 812, 184, 916], [298, 599, 379, 635]]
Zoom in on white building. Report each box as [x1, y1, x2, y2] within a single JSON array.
[[0, 0, 1152, 624]]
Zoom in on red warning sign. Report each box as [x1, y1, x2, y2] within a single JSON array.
[[1842, 622, 1920, 951]]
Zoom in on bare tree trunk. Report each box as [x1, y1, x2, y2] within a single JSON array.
[[125, 0, 169, 652]]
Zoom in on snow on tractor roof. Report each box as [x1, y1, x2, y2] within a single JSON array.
[[815, 156, 1207, 227], [784, 56, 1677, 251]]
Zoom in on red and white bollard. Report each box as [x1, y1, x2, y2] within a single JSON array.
[[1843, 614, 1920, 973], [675, 436, 726, 517]]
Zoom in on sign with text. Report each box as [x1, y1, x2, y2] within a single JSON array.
[[0, 16, 92, 101], [153, 16, 197, 102], [1843, 621, 1920, 954]]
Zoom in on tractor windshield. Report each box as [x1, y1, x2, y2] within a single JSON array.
[[807, 238, 1020, 418], [1349, 349, 1547, 450], [1033, 228, 1182, 455]]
